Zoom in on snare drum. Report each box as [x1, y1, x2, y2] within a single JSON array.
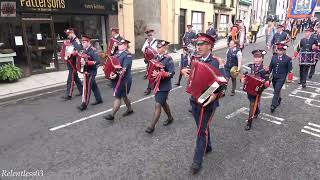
[[298, 52, 317, 65]]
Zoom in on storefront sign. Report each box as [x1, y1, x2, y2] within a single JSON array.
[[16, 0, 118, 15], [1, 1, 16, 17]]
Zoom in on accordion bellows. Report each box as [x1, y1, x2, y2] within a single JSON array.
[[103, 55, 122, 80], [186, 61, 227, 104], [144, 47, 158, 62]]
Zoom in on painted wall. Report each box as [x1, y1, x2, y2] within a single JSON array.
[[118, 0, 135, 53]]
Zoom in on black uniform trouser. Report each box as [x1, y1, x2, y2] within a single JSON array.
[[309, 60, 318, 78], [299, 65, 310, 86], [66, 63, 83, 97], [271, 77, 286, 107], [82, 73, 102, 106], [250, 31, 258, 43]]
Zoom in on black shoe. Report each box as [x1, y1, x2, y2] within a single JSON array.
[[298, 82, 302, 84], [77, 104, 87, 111], [278, 97, 282, 106], [144, 89, 151, 96], [190, 163, 201, 175], [122, 110, 134, 117], [245, 122, 252, 131], [91, 101, 103, 105], [163, 118, 174, 126], [145, 127, 154, 134], [62, 96, 72, 101], [271, 106, 276, 113], [175, 82, 180, 86], [104, 114, 114, 120], [205, 146, 212, 154], [188, 109, 192, 113], [308, 76, 312, 79], [230, 91, 235, 96], [302, 85, 307, 88]]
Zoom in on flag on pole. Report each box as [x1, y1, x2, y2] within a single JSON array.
[[288, 0, 317, 18]]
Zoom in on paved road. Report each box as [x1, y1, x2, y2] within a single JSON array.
[[0, 35, 319, 180]]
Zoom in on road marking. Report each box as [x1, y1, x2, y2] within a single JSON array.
[[301, 122, 320, 138], [225, 107, 284, 125], [289, 94, 320, 108], [260, 116, 282, 125], [225, 107, 247, 119], [301, 129, 320, 138], [308, 122, 320, 128], [261, 113, 285, 121], [49, 86, 182, 132], [304, 126, 320, 133]]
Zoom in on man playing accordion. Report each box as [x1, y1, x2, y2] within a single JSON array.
[[104, 37, 134, 120], [241, 50, 270, 130], [181, 33, 226, 174], [145, 40, 175, 134], [294, 27, 317, 88], [61, 28, 83, 100]]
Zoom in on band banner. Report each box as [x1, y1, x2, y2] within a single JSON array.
[[288, 0, 317, 18]]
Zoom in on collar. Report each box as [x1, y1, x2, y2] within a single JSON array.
[[201, 53, 211, 62]]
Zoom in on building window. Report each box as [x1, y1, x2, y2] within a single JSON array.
[[231, 0, 234, 7], [192, 11, 204, 33], [219, 14, 229, 31]]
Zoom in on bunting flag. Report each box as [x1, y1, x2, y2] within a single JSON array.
[[288, 0, 317, 18]]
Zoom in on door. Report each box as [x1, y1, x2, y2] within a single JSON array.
[[22, 17, 58, 75], [179, 9, 186, 45]]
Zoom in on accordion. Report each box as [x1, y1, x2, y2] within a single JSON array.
[[243, 75, 265, 96], [146, 59, 165, 86], [103, 55, 122, 80], [144, 46, 158, 62], [186, 60, 227, 104], [60, 40, 75, 62], [75, 52, 89, 74], [107, 38, 118, 56]]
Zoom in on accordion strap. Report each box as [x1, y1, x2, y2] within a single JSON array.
[[153, 74, 162, 94], [114, 70, 125, 96]]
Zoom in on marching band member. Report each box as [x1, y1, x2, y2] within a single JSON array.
[[227, 24, 239, 46], [206, 22, 217, 40], [62, 28, 83, 100], [145, 40, 175, 134], [77, 35, 103, 111], [225, 40, 242, 96], [175, 45, 189, 86], [242, 50, 270, 130], [107, 27, 122, 56], [294, 27, 317, 88], [104, 37, 134, 120], [269, 43, 292, 113], [142, 29, 158, 95], [268, 24, 290, 54], [291, 24, 299, 45], [309, 23, 320, 79], [236, 20, 247, 51], [182, 25, 197, 46], [181, 33, 225, 174]]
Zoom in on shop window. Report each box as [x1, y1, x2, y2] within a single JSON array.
[[219, 15, 229, 32], [192, 11, 204, 33]]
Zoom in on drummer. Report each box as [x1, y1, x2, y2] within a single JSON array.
[[294, 27, 317, 88]]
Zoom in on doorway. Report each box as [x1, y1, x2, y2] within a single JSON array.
[[179, 9, 186, 45], [21, 17, 58, 75]]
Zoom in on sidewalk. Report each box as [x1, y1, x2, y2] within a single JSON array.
[[0, 37, 230, 101]]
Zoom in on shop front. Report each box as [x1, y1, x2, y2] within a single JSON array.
[[0, 0, 118, 76]]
